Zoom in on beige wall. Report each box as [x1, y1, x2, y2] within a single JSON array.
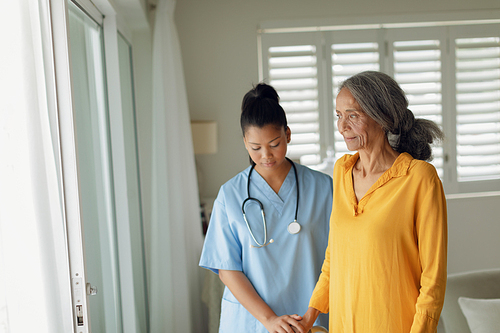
[[131, 0, 500, 276]]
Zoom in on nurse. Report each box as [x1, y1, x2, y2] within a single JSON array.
[[199, 83, 333, 333]]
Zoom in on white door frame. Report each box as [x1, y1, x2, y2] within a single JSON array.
[[49, 0, 91, 331], [49, 0, 147, 331]]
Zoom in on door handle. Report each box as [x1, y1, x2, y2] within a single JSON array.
[[86, 282, 98, 296]]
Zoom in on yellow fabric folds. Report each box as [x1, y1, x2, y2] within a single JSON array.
[[310, 153, 447, 333]]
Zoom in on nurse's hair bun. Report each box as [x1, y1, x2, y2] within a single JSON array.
[[248, 83, 280, 103], [240, 83, 287, 135]]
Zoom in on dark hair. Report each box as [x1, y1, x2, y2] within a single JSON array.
[[240, 83, 288, 136], [338, 71, 444, 161]]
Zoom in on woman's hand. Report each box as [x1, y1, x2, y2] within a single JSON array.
[[264, 314, 306, 333], [298, 307, 321, 332]]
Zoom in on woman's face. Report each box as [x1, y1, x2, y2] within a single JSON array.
[[335, 88, 385, 152], [243, 124, 291, 173]]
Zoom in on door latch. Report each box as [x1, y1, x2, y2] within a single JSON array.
[[76, 304, 84, 326]]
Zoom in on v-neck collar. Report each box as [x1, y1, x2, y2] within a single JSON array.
[[342, 152, 413, 216], [248, 165, 296, 216]]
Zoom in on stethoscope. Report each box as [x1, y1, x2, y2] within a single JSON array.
[[241, 157, 301, 248]]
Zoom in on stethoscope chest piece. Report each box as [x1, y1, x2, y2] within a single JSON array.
[[287, 221, 301, 235]]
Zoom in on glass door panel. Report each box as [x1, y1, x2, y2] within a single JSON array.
[[117, 32, 149, 332], [67, 2, 122, 332]]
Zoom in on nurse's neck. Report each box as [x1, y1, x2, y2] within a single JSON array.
[[255, 159, 292, 194]]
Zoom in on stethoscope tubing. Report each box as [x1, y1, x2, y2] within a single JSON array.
[[241, 158, 299, 248], [242, 197, 267, 247]]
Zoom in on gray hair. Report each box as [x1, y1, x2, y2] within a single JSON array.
[[338, 71, 444, 161]]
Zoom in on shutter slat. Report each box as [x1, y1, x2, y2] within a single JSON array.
[[290, 133, 320, 145], [270, 67, 317, 80], [289, 123, 319, 133], [411, 104, 442, 116], [457, 123, 500, 135], [400, 82, 442, 94], [457, 91, 500, 104], [457, 133, 500, 145], [278, 90, 318, 101], [455, 48, 500, 59], [287, 144, 321, 157], [406, 94, 442, 105], [456, 58, 500, 71], [394, 49, 441, 62], [269, 51, 316, 58], [457, 101, 500, 114], [458, 166, 500, 179], [458, 144, 500, 155], [333, 54, 379, 65], [332, 64, 380, 78], [398, 73, 442, 83], [395, 62, 441, 73], [332, 42, 378, 51], [269, 55, 317, 68], [286, 112, 318, 123], [456, 80, 500, 93], [457, 113, 500, 124], [455, 36, 500, 48], [458, 155, 500, 166], [269, 45, 315, 55], [456, 70, 500, 82], [271, 78, 318, 91], [281, 101, 318, 112]]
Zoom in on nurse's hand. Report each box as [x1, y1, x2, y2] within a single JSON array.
[[219, 270, 306, 332], [264, 314, 306, 333]]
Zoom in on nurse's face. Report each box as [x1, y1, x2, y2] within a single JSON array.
[[243, 124, 291, 173], [335, 88, 385, 152]]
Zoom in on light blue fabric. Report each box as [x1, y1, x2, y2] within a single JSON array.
[[199, 163, 332, 332]]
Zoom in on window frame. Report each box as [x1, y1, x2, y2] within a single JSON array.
[[259, 19, 500, 195]]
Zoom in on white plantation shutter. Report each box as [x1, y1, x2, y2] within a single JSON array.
[[260, 32, 326, 166], [390, 38, 444, 177], [260, 22, 500, 193], [455, 36, 500, 182], [331, 40, 380, 160], [267, 45, 321, 164]]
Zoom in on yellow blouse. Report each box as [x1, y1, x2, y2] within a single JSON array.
[[309, 153, 447, 333]]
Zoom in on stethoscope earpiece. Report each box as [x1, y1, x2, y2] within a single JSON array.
[[242, 158, 301, 248]]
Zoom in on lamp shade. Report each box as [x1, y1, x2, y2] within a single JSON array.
[[191, 120, 217, 154]]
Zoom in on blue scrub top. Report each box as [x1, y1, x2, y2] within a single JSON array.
[[199, 163, 332, 332]]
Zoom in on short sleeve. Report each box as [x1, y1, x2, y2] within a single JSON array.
[[199, 188, 243, 274]]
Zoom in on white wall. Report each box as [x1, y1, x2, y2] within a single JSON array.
[[447, 194, 500, 274], [172, 0, 500, 274]]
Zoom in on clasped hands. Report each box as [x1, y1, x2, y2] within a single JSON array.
[[264, 308, 319, 333]]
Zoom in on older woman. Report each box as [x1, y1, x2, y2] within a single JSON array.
[[301, 71, 447, 333]]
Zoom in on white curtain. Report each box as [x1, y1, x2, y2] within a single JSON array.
[[0, 1, 73, 332], [149, 0, 205, 332]]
